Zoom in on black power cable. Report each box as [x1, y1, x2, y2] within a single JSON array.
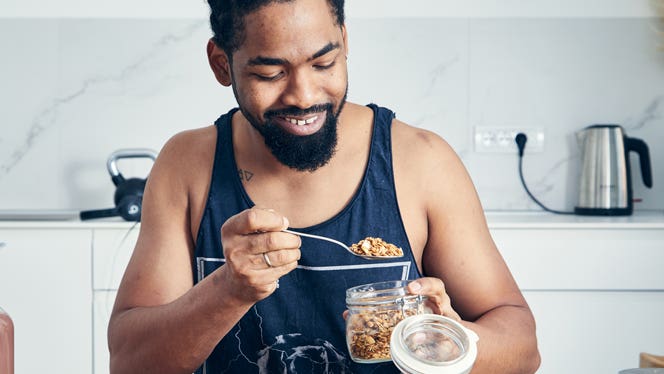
[[515, 133, 574, 215]]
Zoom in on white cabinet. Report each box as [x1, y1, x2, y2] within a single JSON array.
[[492, 228, 664, 290], [93, 290, 117, 374], [0, 228, 92, 373], [525, 291, 664, 374], [92, 227, 139, 292], [490, 222, 664, 374], [91, 227, 139, 374]]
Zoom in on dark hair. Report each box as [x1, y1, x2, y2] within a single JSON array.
[[207, 0, 345, 56]]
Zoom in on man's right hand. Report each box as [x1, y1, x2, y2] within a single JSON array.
[[219, 207, 301, 304]]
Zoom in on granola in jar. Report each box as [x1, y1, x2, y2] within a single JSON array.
[[345, 280, 427, 363]]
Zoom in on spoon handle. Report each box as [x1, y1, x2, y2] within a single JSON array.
[[282, 229, 350, 250]]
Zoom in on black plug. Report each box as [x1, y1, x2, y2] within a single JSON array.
[[515, 133, 527, 157]]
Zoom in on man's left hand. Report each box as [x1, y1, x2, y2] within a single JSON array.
[[407, 277, 461, 321]]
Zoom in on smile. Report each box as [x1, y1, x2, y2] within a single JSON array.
[[284, 115, 319, 126], [272, 111, 327, 136]]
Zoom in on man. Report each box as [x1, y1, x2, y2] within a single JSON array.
[[108, 0, 541, 373]]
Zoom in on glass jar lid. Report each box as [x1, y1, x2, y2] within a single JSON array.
[[390, 314, 479, 374], [346, 280, 425, 307]]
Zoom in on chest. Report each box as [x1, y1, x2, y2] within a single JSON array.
[[241, 155, 366, 228], [243, 174, 359, 229]]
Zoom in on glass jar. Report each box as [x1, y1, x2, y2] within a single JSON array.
[[345, 280, 429, 363], [0, 306, 14, 374], [390, 314, 479, 374]]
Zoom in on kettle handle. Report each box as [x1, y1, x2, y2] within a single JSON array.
[[624, 137, 653, 188]]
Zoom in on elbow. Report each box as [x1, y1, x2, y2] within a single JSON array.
[[510, 306, 542, 374], [108, 323, 127, 374], [524, 345, 541, 374], [522, 324, 541, 374], [108, 317, 201, 374], [107, 312, 139, 374], [533, 352, 542, 373], [109, 344, 132, 374], [109, 355, 125, 374], [517, 303, 541, 373], [107, 314, 124, 361], [522, 314, 542, 373]]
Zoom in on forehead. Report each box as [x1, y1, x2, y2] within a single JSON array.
[[235, 0, 342, 62]]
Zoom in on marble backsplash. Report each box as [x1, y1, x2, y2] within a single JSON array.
[[0, 17, 662, 212]]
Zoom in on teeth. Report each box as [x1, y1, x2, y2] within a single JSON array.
[[285, 116, 318, 126]]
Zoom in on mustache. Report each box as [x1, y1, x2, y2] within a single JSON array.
[[265, 103, 333, 119]]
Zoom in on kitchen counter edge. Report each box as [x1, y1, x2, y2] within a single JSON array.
[[1, 211, 663, 229]]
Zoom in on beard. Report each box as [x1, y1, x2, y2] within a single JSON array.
[[239, 91, 347, 172]]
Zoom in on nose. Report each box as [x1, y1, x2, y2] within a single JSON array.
[[280, 69, 318, 109]]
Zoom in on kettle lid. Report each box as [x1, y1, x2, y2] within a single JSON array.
[[585, 124, 621, 130]]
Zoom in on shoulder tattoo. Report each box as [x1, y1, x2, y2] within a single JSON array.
[[238, 169, 254, 182]]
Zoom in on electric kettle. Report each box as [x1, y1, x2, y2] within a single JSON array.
[[575, 124, 652, 216]]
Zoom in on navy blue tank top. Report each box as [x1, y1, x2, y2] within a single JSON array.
[[194, 104, 421, 373]]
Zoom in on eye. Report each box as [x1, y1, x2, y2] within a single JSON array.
[[253, 72, 284, 82], [314, 60, 336, 70]]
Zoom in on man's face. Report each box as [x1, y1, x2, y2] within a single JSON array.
[[228, 0, 349, 172]]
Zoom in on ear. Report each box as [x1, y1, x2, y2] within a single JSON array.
[[341, 24, 349, 59], [207, 39, 232, 86]]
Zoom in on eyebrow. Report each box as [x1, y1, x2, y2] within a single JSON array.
[[247, 42, 341, 66]]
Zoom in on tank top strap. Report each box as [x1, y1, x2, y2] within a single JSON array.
[[365, 103, 397, 192], [209, 107, 246, 206]]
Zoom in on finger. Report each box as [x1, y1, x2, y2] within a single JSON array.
[[443, 306, 461, 322], [231, 259, 297, 293], [262, 252, 274, 268], [408, 278, 461, 321], [424, 298, 461, 321], [407, 277, 444, 296], [257, 258, 299, 283], [222, 207, 289, 236], [254, 248, 301, 269], [243, 231, 301, 256]]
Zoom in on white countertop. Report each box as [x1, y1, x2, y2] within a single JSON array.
[[484, 210, 664, 229], [0, 210, 138, 229], [0, 210, 663, 229]]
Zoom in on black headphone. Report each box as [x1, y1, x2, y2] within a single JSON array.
[[80, 149, 158, 222]]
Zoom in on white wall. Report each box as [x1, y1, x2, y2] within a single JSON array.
[[0, 0, 657, 18], [0, 1, 663, 212]]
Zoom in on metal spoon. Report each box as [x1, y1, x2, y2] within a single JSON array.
[[283, 229, 404, 260]]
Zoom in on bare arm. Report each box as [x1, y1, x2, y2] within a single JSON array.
[[107, 131, 300, 373], [395, 124, 541, 373]]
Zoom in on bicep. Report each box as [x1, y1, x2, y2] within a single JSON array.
[[112, 137, 196, 314], [421, 139, 525, 321]]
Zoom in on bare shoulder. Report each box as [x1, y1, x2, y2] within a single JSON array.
[[146, 124, 217, 238], [391, 119, 467, 189], [147, 124, 217, 200], [153, 125, 217, 182], [143, 122, 219, 227], [391, 118, 485, 227]]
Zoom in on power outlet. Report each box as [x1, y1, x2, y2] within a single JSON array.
[[474, 126, 545, 153]]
